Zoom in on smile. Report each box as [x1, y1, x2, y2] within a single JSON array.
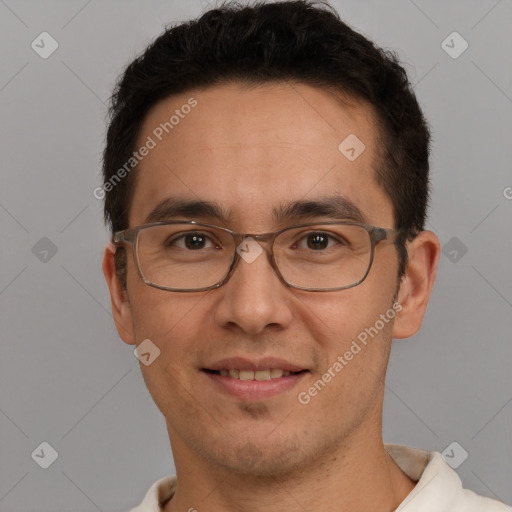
[[205, 369, 298, 380], [202, 368, 308, 400]]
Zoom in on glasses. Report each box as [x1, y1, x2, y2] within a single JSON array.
[[113, 220, 399, 292]]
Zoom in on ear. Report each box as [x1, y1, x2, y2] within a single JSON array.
[[392, 230, 440, 339], [102, 242, 136, 345]]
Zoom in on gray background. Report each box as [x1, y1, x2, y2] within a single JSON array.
[[1, 0, 511, 510]]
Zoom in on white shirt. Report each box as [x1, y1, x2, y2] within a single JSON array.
[[130, 444, 511, 511]]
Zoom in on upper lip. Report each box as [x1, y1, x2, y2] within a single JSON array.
[[204, 357, 307, 372]]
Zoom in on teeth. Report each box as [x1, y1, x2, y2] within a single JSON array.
[[217, 368, 295, 380], [239, 370, 255, 381], [255, 370, 271, 381]]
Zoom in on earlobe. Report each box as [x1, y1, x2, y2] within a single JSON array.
[[392, 230, 440, 339], [102, 242, 136, 345]]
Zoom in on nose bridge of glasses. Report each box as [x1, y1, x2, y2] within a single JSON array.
[[229, 231, 282, 283], [228, 229, 277, 257], [230, 231, 276, 269], [241, 231, 276, 246]]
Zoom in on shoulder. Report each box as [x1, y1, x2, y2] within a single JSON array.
[[129, 475, 177, 512], [385, 444, 511, 512]]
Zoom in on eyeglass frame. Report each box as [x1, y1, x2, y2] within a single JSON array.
[[113, 220, 401, 293]]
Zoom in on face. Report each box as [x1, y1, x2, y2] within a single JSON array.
[[104, 81, 432, 476]]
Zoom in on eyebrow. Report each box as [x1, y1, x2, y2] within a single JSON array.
[[143, 196, 366, 225], [144, 198, 231, 224], [274, 196, 366, 224]]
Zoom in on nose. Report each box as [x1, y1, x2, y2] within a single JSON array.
[[212, 240, 294, 335]]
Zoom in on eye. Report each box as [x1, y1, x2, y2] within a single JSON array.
[[168, 232, 217, 250], [296, 232, 340, 250]]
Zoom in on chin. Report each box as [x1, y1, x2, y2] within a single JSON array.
[[204, 438, 310, 479]]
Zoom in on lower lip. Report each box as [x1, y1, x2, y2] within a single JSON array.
[[203, 371, 307, 400]]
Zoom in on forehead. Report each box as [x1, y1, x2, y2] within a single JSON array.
[[129, 81, 393, 229]]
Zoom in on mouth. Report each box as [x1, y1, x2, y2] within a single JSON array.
[[201, 358, 309, 400], [203, 368, 306, 380]]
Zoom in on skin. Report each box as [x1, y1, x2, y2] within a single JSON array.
[[103, 81, 440, 512]]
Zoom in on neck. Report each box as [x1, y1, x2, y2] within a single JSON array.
[[164, 432, 416, 512]]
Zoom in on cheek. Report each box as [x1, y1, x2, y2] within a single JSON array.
[[129, 286, 212, 376], [297, 283, 396, 347], [131, 293, 211, 417], [128, 271, 197, 334], [293, 271, 398, 407]]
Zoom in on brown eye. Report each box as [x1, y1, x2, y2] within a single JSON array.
[[184, 233, 207, 249], [167, 232, 215, 250], [306, 233, 329, 250]]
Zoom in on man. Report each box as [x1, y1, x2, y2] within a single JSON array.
[[101, 1, 510, 510]]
